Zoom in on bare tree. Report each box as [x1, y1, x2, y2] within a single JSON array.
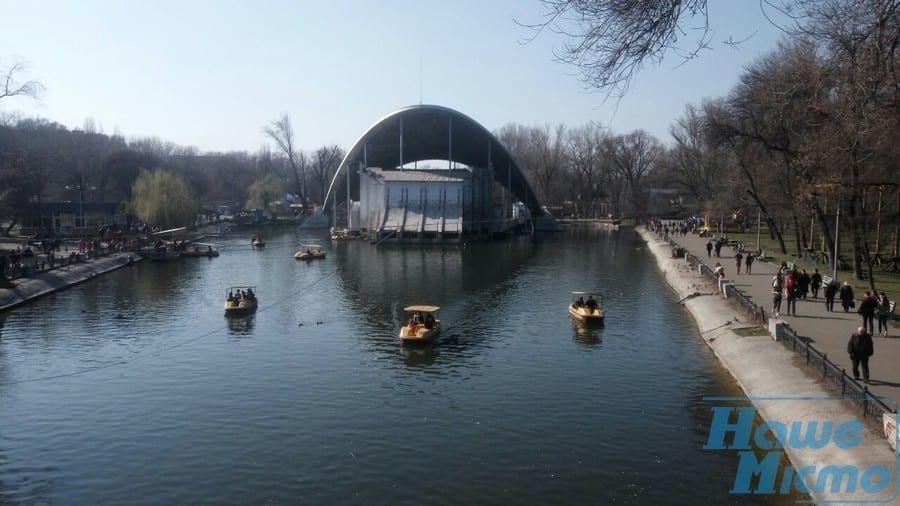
[[530, 124, 568, 205], [263, 114, 307, 205], [0, 61, 43, 104], [521, 1, 718, 96], [309, 144, 345, 205], [608, 129, 662, 218], [669, 102, 729, 205], [566, 123, 607, 217]]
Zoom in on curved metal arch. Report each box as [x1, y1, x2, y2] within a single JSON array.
[[323, 104, 543, 217]]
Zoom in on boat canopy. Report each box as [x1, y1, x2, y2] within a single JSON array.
[[571, 291, 599, 296], [152, 227, 188, 237], [404, 305, 440, 313]]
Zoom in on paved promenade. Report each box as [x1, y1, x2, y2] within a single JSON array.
[[664, 230, 900, 408], [0, 252, 138, 312]]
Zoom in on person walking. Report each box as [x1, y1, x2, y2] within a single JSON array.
[[876, 292, 891, 337], [858, 291, 878, 335], [797, 269, 810, 300], [846, 326, 874, 383], [839, 282, 855, 312], [772, 273, 784, 317], [706, 240, 713, 257], [714, 240, 722, 258], [824, 280, 838, 312], [734, 251, 743, 275], [745, 253, 754, 275], [784, 269, 799, 316], [810, 269, 822, 298]]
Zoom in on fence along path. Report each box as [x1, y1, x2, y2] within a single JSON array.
[[661, 229, 898, 422]]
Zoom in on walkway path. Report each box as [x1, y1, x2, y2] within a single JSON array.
[[0, 252, 138, 312], [665, 230, 900, 407]]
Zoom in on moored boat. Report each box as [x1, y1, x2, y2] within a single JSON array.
[[225, 286, 258, 316], [399, 305, 441, 344], [181, 242, 220, 257], [568, 291, 604, 324]]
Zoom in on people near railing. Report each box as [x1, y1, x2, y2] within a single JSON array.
[[772, 272, 784, 317], [784, 269, 799, 316], [713, 262, 725, 280], [846, 326, 874, 384]]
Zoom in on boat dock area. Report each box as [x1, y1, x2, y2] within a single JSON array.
[[0, 248, 138, 312]]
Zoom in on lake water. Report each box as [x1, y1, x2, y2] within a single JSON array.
[[0, 226, 800, 504]]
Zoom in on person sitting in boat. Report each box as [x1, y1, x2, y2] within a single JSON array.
[[585, 295, 598, 311], [424, 313, 435, 330], [227, 290, 234, 301], [246, 288, 255, 300], [575, 296, 585, 307]]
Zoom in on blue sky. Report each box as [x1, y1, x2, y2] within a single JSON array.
[[1, 1, 789, 153]]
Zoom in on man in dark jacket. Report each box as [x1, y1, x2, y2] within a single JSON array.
[[839, 282, 855, 312], [858, 291, 878, 335], [847, 326, 874, 383], [824, 280, 838, 312]]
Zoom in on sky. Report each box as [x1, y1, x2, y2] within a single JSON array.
[[1, 0, 791, 154]]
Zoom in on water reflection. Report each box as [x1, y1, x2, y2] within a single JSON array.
[[399, 344, 439, 367], [571, 319, 603, 347], [226, 315, 255, 335]]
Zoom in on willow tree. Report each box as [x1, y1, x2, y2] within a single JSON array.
[[131, 169, 197, 229], [245, 174, 285, 218]]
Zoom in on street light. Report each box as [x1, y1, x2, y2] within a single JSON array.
[[65, 174, 96, 237], [833, 204, 840, 281]]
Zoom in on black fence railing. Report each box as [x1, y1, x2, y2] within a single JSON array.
[[2, 241, 117, 281], [660, 234, 897, 424]]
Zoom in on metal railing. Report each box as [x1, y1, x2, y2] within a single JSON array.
[[662, 233, 897, 423], [779, 325, 895, 421]]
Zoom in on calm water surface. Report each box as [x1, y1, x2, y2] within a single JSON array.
[[0, 227, 799, 504]]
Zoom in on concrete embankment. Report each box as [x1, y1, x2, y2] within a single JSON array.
[[0, 253, 138, 312], [638, 226, 898, 504]]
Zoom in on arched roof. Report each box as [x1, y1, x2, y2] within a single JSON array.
[[324, 104, 543, 216]]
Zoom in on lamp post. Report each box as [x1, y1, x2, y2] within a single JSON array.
[[756, 208, 761, 255], [65, 173, 96, 237], [833, 204, 840, 281]]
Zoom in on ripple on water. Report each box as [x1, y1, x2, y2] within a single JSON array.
[[0, 229, 803, 504]]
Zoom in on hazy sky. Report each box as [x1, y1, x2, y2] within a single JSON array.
[[1, 1, 790, 154]]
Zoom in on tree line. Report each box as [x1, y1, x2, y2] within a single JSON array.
[[0, 79, 345, 231], [507, 0, 899, 283], [2, 0, 897, 284]]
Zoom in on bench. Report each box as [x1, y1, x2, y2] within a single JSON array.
[[786, 261, 795, 271], [822, 274, 834, 286]]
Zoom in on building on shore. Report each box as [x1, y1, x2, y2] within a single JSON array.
[[324, 104, 559, 243]]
